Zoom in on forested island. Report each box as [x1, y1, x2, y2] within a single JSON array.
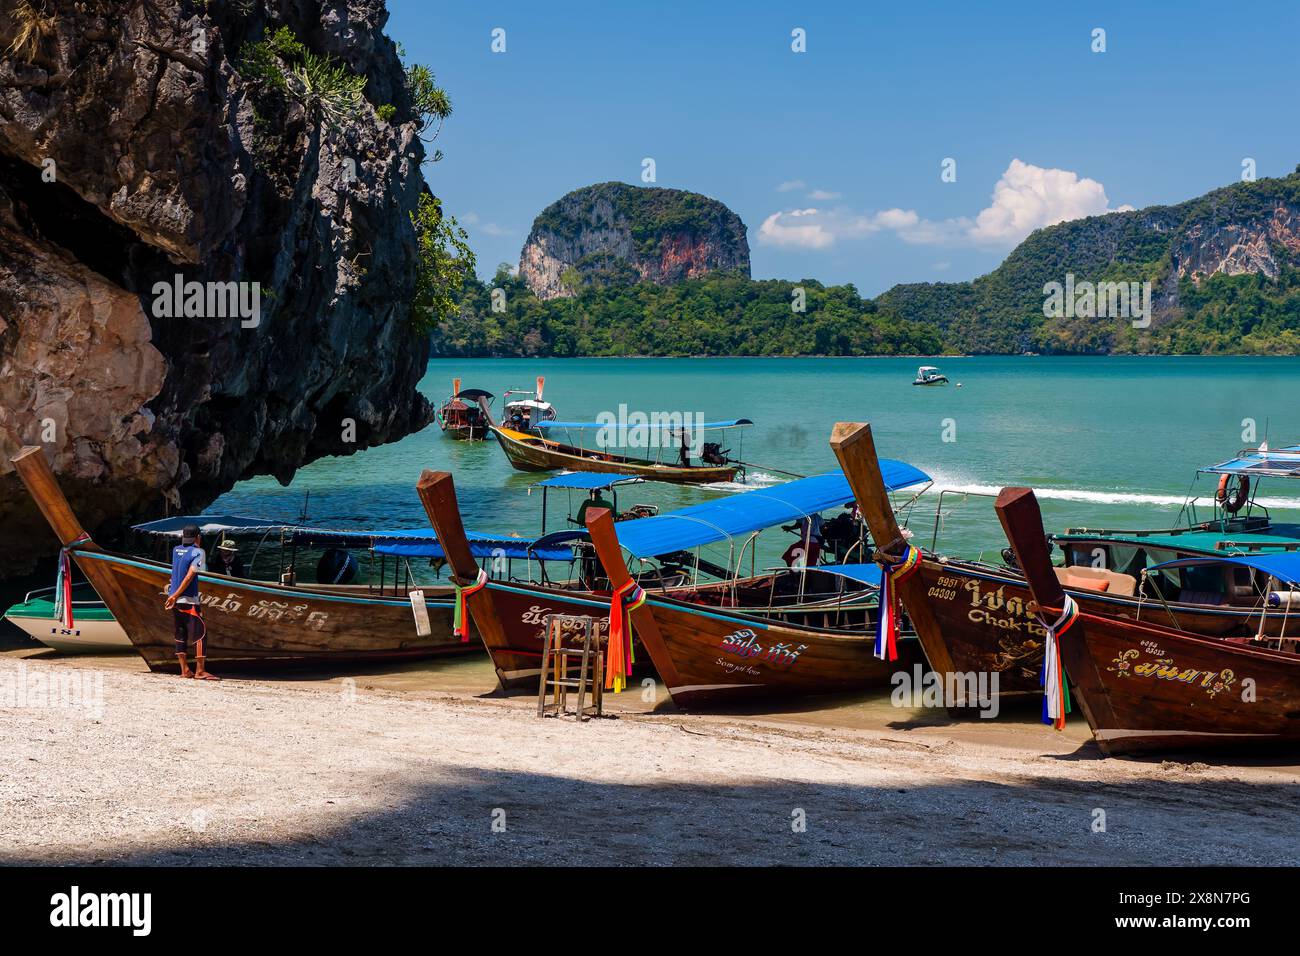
[[438, 171, 1300, 357]]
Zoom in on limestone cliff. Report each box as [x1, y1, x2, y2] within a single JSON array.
[[519, 182, 750, 299], [0, 0, 434, 577], [874, 166, 1300, 353]]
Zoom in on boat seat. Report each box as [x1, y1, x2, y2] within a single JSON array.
[[1178, 589, 1225, 606], [1053, 565, 1137, 597]]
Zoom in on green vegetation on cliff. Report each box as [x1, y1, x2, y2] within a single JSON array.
[[435, 267, 940, 357], [532, 182, 744, 261], [445, 168, 1300, 357], [873, 168, 1300, 354]]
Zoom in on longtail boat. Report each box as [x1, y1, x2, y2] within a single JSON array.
[[418, 445, 934, 705], [499, 376, 556, 432], [490, 418, 752, 485], [419, 464, 929, 690], [3, 581, 128, 653], [3, 512, 322, 654], [996, 485, 1300, 755], [437, 378, 495, 440], [10, 446, 479, 671], [838, 424, 1300, 704]]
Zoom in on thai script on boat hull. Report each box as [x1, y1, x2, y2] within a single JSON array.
[[200, 592, 329, 630], [720, 628, 808, 668], [1109, 646, 1236, 699]]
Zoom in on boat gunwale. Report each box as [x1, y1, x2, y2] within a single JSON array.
[[72, 549, 458, 609]]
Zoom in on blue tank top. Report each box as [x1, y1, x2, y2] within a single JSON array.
[[170, 545, 205, 602]]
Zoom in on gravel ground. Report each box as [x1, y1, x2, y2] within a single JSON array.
[[1, 656, 1298, 866]]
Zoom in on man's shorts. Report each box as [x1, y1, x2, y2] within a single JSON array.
[[172, 604, 206, 653]]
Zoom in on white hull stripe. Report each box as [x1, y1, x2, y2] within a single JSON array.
[[1096, 728, 1275, 740], [672, 683, 764, 694], [502, 667, 542, 680]]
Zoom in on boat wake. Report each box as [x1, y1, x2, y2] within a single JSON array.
[[704, 472, 784, 492], [934, 481, 1300, 511]]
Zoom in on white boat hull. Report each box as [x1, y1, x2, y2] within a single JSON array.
[[4, 613, 132, 653]]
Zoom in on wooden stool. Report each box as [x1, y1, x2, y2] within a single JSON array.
[[537, 613, 604, 720]]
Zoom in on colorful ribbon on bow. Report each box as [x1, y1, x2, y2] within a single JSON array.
[[53, 534, 91, 630], [452, 568, 488, 642], [874, 544, 921, 661], [605, 579, 646, 693], [1036, 594, 1079, 730]]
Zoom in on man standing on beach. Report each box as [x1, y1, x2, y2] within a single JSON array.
[[164, 524, 218, 680]]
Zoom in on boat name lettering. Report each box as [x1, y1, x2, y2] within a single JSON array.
[[719, 629, 807, 668], [968, 607, 1046, 636], [716, 658, 761, 677], [964, 579, 1029, 617], [521, 605, 608, 634], [200, 592, 328, 629], [1108, 648, 1235, 699]]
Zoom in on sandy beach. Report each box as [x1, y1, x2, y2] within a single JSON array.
[[2, 650, 1298, 867]]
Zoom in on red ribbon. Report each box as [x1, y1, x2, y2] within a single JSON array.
[[606, 580, 645, 693], [56, 534, 91, 630]]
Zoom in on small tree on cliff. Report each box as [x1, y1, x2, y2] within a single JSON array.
[[411, 193, 475, 333]]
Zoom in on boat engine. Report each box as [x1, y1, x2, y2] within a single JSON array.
[[701, 442, 728, 465]]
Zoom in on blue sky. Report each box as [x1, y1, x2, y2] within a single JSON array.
[[387, 0, 1300, 295]]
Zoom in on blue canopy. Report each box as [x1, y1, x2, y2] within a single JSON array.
[[803, 563, 883, 587], [374, 535, 572, 562], [1149, 552, 1300, 585], [613, 463, 930, 559], [534, 471, 644, 491], [1201, 446, 1300, 479], [289, 527, 572, 562], [535, 419, 753, 431], [132, 515, 296, 536]]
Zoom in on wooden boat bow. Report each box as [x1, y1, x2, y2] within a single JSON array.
[[416, 469, 504, 651], [993, 487, 1067, 615], [583, 506, 683, 689], [829, 421, 958, 677], [12, 446, 98, 551], [12, 445, 148, 638]]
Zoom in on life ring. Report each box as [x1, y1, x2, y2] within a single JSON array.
[[1216, 474, 1249, 514]]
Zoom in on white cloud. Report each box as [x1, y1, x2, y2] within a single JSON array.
[[967, 159, 1117, 243], [757, 206, 956, 249], [756, 160, 1130, 250], [758, 208, 838, 249], [776, 179, 806, 192], [462, 211, 513, 236]]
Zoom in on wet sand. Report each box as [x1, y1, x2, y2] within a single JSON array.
[[2, 649, 1298, 866]]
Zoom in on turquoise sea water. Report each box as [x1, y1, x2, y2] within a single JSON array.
[[211, 356, 1300, 572]]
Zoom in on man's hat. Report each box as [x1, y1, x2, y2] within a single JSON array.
[[181, 523, 201, 544], [216, 539, 238, 553]]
